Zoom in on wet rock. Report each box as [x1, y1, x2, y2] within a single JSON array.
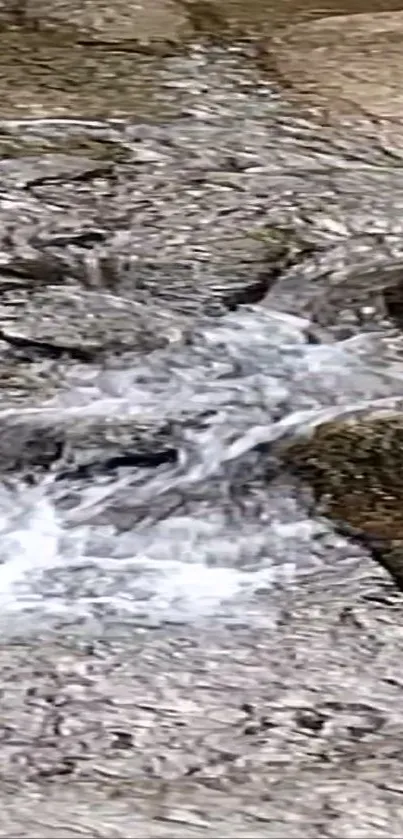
[[278, 412, 403, 588], [0, 286, 189, 359], [0, 410, 179, 474], [191, 0, 403, 36], [265, 236, 403, 337], [0, 251, 67, 287], [67, 256, 271, 316]]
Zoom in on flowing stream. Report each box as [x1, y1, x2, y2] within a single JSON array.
[[1, 16, 403, 636], [1, 301, 403, 634]]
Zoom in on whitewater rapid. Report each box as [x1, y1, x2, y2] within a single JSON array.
[[0, 304, 402, 633]]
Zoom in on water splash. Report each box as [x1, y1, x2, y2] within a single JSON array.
[[0, 304, 401, 628]]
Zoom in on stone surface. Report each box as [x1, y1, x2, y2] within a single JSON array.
[[6, 0, 190, 43], [0, 286, 190, 358], [271, 11, 403, 136], [1, 571, 403, 836], [1, 6, 403, 837], [278, 411, 403, 588]]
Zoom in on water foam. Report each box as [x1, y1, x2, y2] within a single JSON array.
[[0, 305, 402, 627]]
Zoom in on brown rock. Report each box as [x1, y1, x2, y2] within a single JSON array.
[[270, 10, 403, 144], [279, 411, 403, 588], [0, 0, 190, 44], [280, 412, 403, 538]]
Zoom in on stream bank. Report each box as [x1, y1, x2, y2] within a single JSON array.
[[1, 1, 403, 836]]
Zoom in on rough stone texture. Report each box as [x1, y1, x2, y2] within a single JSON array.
[[1, 565, 403, 837], [271, 11, 403, 132], [1, 0, 190, 43], [0, 34, 179, 119], [185, 0, 403, 36], [1, 4, 403, 836], [0, 286, 191, 358], [278, 410, 403, 589], [279, 411, 403, 537]]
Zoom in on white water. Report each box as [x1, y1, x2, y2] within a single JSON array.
[[1, 305, 402, 631]]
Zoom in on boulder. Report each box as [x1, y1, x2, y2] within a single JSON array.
[[279, 411, 403, 588]]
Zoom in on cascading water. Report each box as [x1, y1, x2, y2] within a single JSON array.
[[0, 302, 402, 633], [1, 50, 403, 635]]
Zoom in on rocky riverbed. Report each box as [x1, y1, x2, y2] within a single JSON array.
[[3, 0, 403, 836]]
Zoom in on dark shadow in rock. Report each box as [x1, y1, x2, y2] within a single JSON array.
[[224, 270, 272, 309], [0, 253, 67, 286], [39, 230, 106, 249], [0, 154, 115, 190], [383, 277, 403, 331], [0, 413, 181, 476], [333, 519, 403, 594], [56, 448, 177, 481]]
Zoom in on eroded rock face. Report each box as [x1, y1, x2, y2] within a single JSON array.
[[0, 0, 191, 119], [0, 35, 177, 119], [0, 0, 190, 43], [271, 11, 403, 130], [279, 412, 403, 588]]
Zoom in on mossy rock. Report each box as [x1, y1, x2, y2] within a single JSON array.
[[279, 413, 403, 588]]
